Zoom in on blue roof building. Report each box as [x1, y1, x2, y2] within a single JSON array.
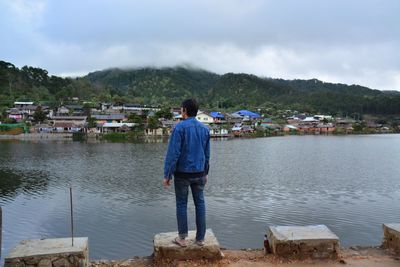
[[210, 112, 225, 119], [232, 110, 261, 119]]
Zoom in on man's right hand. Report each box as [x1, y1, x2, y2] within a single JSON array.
[[205, 175, 208, 184]]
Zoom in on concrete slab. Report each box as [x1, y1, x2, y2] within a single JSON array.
[[5, 237, 89, 267], [382, 223, 400, 253], [153, 229, 223, 260], [267, 225, 340, 259]]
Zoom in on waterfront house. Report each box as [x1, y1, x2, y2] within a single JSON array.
[[318, 123, 336, 133], [196, 111, 213, 125], [32, 123, 53, 133], [160, 119, 176, 135], [145, 127, 164, 136], [260, 118, 273, 128], [283, 124, 299, 133], [231, 123, 254, 136], [209, 125, 229, 137], [53, 122, 82, 132], [98, 122, 135, 133], [209, 112, 225, 124], [49, 116, 86, 132]]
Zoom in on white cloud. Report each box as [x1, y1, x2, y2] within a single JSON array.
[[0, 0, 399, 91]]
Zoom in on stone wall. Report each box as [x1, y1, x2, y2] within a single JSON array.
[[4, 238, 89, 267]]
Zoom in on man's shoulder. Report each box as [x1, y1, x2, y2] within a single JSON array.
[[176, 118, 209, 132], [194, 120, 210, 134]]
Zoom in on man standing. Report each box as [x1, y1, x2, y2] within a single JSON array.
[[164, 98, 210, 247]]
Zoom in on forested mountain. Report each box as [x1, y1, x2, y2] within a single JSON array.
[[1, 60, 400, 115]]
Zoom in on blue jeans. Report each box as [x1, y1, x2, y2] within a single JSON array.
[[174, 176, 206, 241]]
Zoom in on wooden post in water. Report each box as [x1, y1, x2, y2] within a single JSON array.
[[0, 206, 2, 259], [70, 187, 74, 247]]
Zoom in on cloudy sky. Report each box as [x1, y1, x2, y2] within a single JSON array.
[[1, 0, 399, 90]]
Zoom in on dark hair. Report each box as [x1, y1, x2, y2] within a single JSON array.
[[181, 98, 199, 117]]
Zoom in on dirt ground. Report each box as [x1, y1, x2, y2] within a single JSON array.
[[91, 247, 400, 267]]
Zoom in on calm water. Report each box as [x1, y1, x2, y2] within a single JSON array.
[[0, 135, 399, 260]]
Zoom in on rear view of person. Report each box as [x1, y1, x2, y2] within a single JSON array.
[[163, 98, 210, 247]]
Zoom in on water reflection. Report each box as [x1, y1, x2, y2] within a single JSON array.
[[0, 169, 49, 203]]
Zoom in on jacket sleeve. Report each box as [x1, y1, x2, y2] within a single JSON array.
[[164, 127, 183, 179], [204, 132, 210, 175]]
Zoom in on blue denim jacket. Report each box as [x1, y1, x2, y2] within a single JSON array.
[[164, 117, 210, 179]]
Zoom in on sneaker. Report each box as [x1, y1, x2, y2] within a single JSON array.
[[173, 237, 187, 247], [195, 240, 205, 246]]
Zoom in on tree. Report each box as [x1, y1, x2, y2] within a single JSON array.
[[87, 115, 97, 128], [155, 108, 173, 119], [128, 113, 144, 131], [147, 116, 160, 129], [33, 106, 46, 123]]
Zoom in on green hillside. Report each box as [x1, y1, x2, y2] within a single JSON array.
[[1, 60, 400, 116]]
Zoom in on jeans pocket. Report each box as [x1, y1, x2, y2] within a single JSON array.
[[201, 175, 207, 186]]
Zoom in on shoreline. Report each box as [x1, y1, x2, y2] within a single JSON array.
[[90, 247, 400, 267], [0, 132, 398, 142]]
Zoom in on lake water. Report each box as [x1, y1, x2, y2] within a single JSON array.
[[0, 135, 399, 260]]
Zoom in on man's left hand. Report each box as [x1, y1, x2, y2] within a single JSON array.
[[163, 178, 172, 187]]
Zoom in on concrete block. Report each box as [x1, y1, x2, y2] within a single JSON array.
[[382, 223, 400, 253], [267, 225, 340, 259], [4, 238, 89, 267], [153, 229, 223, 260]]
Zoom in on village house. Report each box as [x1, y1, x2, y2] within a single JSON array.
[[93, 114, 125, 124], [92, 114, 133, 133], [283, 124, 299, 133], [145, 127, 164, 136], [314, 115, 333, 121], [7, 102, 50, 122], [56, 105, 84, 116], [49, 116, 87, 133], [209, 112, 226, 124], [209, 125, 229, 137], [112, 103, 161, 113], [232, 110, 261, 121], [173, 113, 183, 122], [7, 108, 23, 122], [232, 123, 254, 137], [97, 122, 135, 133], [196, 111, 213, 124], [31, 123, 53, 133], [13, 101, 34, 108], [318, 123, 336, 133], [224, 113, 243, 125], [100, 103, 113, 111]]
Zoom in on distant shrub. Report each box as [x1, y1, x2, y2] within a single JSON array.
[[72, 132, 87, 141], [0, 127, 23, 135], [102, 132, 144, 142], [102, 133, 128, 141]]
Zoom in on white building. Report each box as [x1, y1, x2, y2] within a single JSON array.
[[196, 111, 213, 124]]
